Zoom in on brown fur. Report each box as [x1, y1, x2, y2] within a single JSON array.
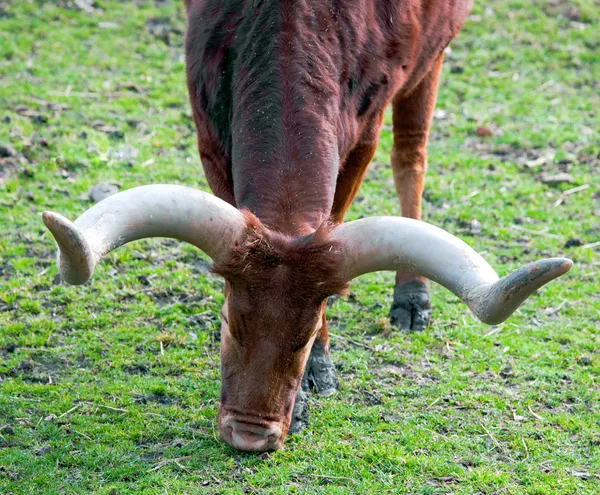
[[184, 0, 471, 233], [213, 212, 348, 302]]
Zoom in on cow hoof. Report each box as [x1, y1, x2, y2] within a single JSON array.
[[390, 280, 431, 331], [289, 340, 338, 435], [288, 388, 309, 435], [303, 339, 339, 396]]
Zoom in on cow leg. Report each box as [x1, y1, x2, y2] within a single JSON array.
[[313, 126, 381, 383], [288, 387, 310, 434], [389, 55, 444, 331], [310, 132, 382, 389], [290, 137, 382, 434], [289, 313, 338, 434], [331, 122, 384, 224], [302, 313, 338, 396]]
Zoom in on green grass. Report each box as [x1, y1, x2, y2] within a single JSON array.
[[1, 1, 599, 493]]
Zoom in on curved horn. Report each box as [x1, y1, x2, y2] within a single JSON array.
[[331, 217, 572, 325], [42, 185, 246, 285]]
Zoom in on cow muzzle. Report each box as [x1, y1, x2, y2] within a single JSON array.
[[219, 414, 284, 452]]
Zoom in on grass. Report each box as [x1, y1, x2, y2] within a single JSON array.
[[0, 0, 598, 493]]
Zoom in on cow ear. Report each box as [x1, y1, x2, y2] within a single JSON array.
[[331, 217, 571, 325]]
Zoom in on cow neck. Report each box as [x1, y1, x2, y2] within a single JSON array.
[[230, 0, 340, 237]]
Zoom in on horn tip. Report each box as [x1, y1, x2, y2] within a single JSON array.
[[41, 210, 94, 285], [41, 211, 72, 234], [41, 210, 58, 227], [469, 257, 573, 325], [556, 257, 573, 274], [531, 257, 573, 281]]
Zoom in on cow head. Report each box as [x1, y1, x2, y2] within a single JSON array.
[[212, 216, 347, 450], [42, 184, 572, 451]]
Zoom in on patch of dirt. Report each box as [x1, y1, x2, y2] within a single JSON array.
[[0, 142, 17, 158], [148, 288, 211, 309], [4, 355, 68, 384], [138, 449, 164, 462], [89, 120, 124, 139], [123, 362, 151, 375], [465, 140, 598, 176], [0, 141, 25, 184], [357, 388, 383, 406], [88, 182, 119, 203], [143, 243, 221, 282], [564, 237, 583, 248], [187, 311, 219, 331], [464, 140, 549, 166], [13, 105, 48, 123], [149, 289, 186, 307], [0, 466, 19, 481], [0, 158, 19, 184], [0, 295, 17, 311], [133, 392, 179, 406], [71, 353, 91, 370], [180, 257, 213, 275], [0, 343, 17, 361], [376, 364, 415, 380], [427, 475, 458, 486]]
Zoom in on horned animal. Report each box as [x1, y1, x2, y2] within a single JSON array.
[[43, 0, 571, 451]]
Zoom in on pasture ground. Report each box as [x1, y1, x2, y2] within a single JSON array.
[[1, 1, 599, 494]]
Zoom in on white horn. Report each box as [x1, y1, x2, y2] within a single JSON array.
[[331, 217, 572, 325], [42, 185, 246, 285]]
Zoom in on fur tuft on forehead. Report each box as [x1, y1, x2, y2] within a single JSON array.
[[212, 211, 349, 300]]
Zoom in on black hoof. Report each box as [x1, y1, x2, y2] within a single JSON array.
[[390, 280, 431, 331], [302, 339, 338, 397], [288, 388, 309, 435], [289, 340, 338, 435]]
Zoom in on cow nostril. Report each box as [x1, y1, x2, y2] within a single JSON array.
[[222, 424, 233, 439], [221, 418, 283, 452], [231, 429, 271, 451]]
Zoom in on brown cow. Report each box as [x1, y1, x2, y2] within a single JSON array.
[[43, 0, 571, 452]]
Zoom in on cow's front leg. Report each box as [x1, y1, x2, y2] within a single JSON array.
[[390, 274, 431, 331], [302, 339, 338, 397], [289, 313, 338, 434], [288, 387, 309, 434], [389, 55, 444, 331]]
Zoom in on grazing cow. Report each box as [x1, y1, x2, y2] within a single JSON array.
[[43, 0, 571, 452]]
